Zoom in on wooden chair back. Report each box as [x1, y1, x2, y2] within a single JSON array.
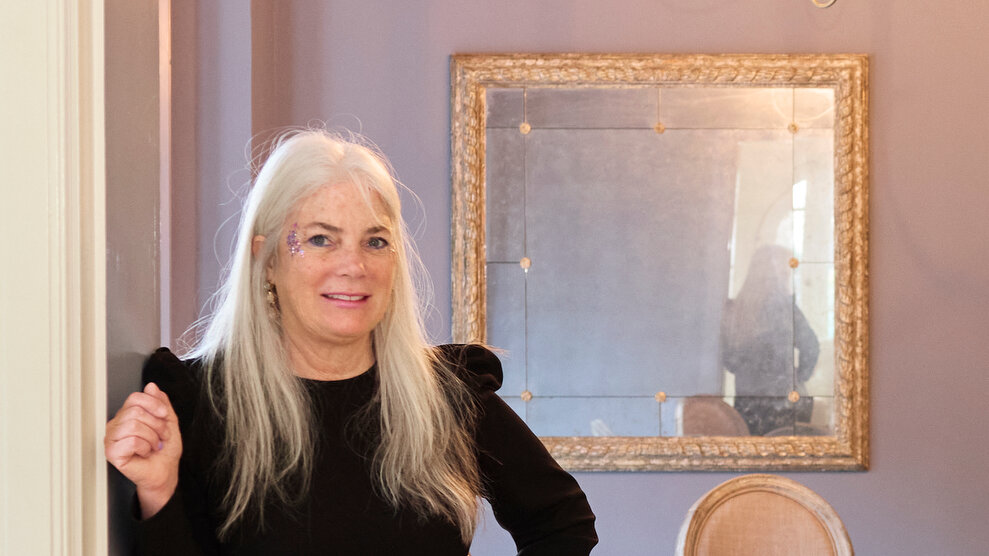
[[676, 474, 853, 556]]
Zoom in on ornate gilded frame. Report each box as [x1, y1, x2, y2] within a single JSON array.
[[450, 53, 869, 471]]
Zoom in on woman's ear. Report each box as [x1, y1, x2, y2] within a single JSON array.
[[253, 235, 276, 282], [252, 235, 266, 258]]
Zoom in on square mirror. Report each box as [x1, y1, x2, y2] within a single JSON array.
[[452, 54, 869, 471]]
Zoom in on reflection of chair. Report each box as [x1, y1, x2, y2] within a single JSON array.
[[682, 397, 750, 436], [675, 474, 853, 555], [765, 423, 831, 437]]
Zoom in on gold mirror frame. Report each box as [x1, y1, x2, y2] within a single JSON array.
[[450, 53, 869, 471]]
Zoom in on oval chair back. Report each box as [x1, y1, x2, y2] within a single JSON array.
[[676, 474, 853, 556]]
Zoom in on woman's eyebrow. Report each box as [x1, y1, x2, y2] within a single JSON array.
[[305, 222, 391, 235], [306, 222, 341, 233]]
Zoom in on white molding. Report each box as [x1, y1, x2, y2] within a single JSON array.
[[0, 0, 106, 554], [80, 2, 109, 553]]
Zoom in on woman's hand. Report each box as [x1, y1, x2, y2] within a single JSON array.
[[105, 382, 183, 518]]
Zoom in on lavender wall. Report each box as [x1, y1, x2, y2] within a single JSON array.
[[168, 0, 201, 345], [172, 1, 989, 553], [105, 1, 164, 552]]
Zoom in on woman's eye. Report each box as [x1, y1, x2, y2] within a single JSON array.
[[308, 235, 332, 247], [366, 237, 389, 250]]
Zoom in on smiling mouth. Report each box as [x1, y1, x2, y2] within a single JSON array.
[[323, 294, 368, 301]]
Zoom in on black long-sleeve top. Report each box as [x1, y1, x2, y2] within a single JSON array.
[[135, 344, 597, 555]]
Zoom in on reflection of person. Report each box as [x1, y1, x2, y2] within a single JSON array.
[[720, 244, 820, 436], [104, 130, 597, 554]]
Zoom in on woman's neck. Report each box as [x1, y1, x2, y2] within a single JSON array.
[[284, 334, 375, 381]]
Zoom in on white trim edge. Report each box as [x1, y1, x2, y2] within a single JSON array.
[[0, 0, 107, 554]]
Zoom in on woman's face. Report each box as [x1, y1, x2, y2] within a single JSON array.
[[262, 182, 397, 353]]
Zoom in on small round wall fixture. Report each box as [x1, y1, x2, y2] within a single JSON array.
[[812, 0, 837, 7]]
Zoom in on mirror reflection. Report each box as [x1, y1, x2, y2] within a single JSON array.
[[483, 86, 835, 438]]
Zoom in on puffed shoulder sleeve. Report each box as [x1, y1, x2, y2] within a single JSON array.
[[438, 344, 598, 555], [135, 348, 219, 556], [142, 347, 201, 429], [437, 343, 504, 391]]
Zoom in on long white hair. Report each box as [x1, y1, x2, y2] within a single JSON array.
[[185, 129, 480, 540]]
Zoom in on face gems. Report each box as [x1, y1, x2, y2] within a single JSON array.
[[287, 223, 304, 257]]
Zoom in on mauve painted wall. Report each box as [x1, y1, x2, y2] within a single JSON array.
[[104, 1, 165, 553], [169, 1, 989, 554]]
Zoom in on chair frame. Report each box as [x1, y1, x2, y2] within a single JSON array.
[[676, 474, 853, 556]]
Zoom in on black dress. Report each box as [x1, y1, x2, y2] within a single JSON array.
[[135, 344, 597, 555]]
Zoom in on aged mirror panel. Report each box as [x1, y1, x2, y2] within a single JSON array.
[[451, 54, 868, 471]]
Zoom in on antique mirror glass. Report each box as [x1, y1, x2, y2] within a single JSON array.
[[451, 54, 868, 471]]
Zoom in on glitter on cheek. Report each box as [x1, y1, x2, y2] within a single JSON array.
[[287, 223, 304, 257]]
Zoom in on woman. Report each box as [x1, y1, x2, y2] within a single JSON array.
[[719, 244, 820, 436], [104, 130, 597, 555]]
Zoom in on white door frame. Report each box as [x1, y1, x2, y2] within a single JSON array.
[[0, 0, 107, 554]]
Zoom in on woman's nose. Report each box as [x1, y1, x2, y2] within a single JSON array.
[[334, 245, 368, 277]]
